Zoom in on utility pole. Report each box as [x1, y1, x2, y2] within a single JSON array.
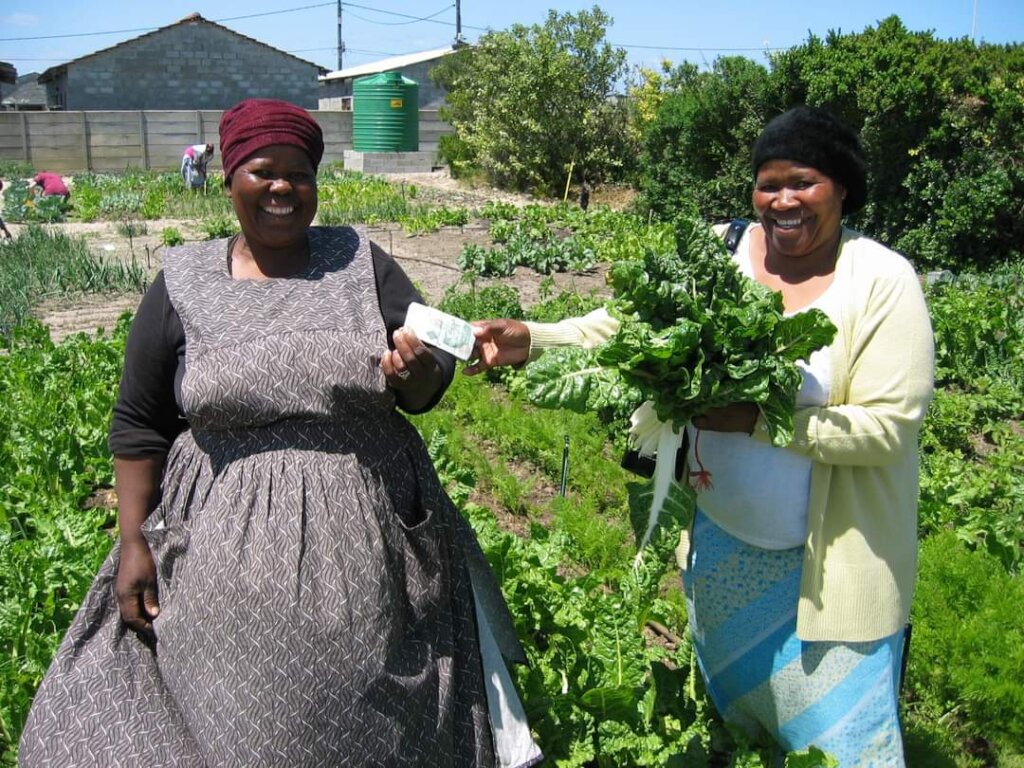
[[971, 0, 979, 43], [337, 0, 345, 70], [455, 0, 462, 45]]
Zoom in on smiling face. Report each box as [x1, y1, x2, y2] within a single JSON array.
[[227, 144, 317, 255], [753, 159, 845, 262]]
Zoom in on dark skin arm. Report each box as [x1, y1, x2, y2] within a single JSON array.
[[380, 327, 446, 413], [463, 319, 532, 376], [114, 454, 165, 637]]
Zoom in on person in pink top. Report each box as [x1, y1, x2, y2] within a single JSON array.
[[32, 172, 70, 199]]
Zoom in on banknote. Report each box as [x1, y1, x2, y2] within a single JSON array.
[[403, 302, 476, 361]]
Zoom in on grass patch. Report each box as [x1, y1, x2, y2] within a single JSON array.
[[0, 226, 147, 336], [317, 171, 411, 225]]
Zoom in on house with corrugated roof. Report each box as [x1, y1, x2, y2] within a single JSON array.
[[38, 13, 327, 111], [319, 46, 460, 110]]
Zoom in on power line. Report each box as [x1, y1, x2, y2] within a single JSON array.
[[345, 5, 453, 28], [0, 2, 329, 42], [0, 1, 468, 43], [0, 25, 160, 43], [1, 0, 790, 59], [210, 2, 335, 25], [341, 2, 474, 29]]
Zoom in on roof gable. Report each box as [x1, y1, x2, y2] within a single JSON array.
[[40, 12, 327, 82]]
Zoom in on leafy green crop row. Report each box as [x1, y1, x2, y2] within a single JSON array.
[[0, 320, 129, 762]]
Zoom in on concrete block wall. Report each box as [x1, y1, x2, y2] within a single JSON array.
[[64, 20, 320, 111], [0, 110, 452, 173], [343, 150, 435, 174]]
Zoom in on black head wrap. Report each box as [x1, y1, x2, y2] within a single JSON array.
[[752, 105, 867, 214]]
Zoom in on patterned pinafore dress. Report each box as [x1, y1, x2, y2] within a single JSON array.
[[20, 227, 538, 767]]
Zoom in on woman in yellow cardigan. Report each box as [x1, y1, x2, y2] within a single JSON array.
[[468, 106, 934, 766]]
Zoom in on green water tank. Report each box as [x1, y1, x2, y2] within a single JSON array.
[[352, 73, 419, 152]]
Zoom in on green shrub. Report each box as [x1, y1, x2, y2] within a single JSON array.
[[437, 133, 477, 179], [160, 227, 185, 247], [199, 215, 239, 240], [437, 282, 525, 322], [433, 8, 630, 194]]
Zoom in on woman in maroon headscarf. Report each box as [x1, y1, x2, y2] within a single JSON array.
[[20, 99, 540, 768]]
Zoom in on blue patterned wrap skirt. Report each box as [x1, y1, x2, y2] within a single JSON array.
[[683, 509, 906, 767]]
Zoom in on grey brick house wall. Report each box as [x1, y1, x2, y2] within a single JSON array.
[[41, 15, 324, 111]]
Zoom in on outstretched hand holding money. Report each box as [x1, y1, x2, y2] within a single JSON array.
[[463, 319, 531, 376]]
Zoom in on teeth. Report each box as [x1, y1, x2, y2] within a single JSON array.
[[263, 205, 294, 216], [775, 218, 801, 227]]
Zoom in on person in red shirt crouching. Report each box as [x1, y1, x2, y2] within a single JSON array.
[[32, 171, 71, 200]]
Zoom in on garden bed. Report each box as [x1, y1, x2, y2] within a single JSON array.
[[5, 170, 612, 341]]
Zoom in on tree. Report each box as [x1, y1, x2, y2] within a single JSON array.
[[635, 16, 1024, 270], [432, 7, 629, 195], [636, 56, 779, 222]]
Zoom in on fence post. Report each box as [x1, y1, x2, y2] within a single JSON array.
[[81, 111, 91, 172], [20, 112, 29, 164], [139, 111, 149, 170], [195, 110, 202, 143]]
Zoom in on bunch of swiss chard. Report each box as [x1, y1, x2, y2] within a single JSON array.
[[524, 216, 837, 557]]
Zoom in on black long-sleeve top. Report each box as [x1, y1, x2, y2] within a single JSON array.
[[109, 241, 455, 457]]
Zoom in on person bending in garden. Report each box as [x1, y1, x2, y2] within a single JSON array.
[[180, 141, 214, 191], [20, 98, 541, 768], [467, 106, 934, 767], [0, 180, 12, 240], [31, 171, 70, 199]]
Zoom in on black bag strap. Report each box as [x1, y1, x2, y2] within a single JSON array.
[[723, 218, 749, 254]]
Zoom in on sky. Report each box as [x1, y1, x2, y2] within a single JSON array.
[[2, 0, 1023, 80]]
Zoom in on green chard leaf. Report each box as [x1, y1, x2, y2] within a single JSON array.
[[525, 347, 639, 414], [772, 307, 838, 362], [626, 476, 696, 553]]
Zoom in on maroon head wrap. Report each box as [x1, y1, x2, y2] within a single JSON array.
[[218, 98, 324, 180]]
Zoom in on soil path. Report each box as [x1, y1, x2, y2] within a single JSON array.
[[26, 170, 612, 342]]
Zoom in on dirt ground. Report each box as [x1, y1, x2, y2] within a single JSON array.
[[17, 169, 614, 341]]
